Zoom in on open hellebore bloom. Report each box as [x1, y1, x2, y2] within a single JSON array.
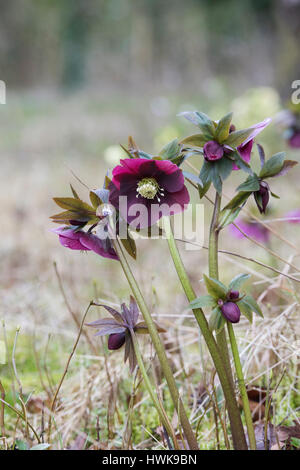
[[86, 297, 165, 373], [109, 158, 190, 229]]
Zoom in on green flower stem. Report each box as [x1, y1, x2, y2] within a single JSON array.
[[164, 218, 247, 450], [208, 192, 235, 391], [129, 329, 177, 447], [112, 236, 199, 450], [227, 322, 256, 450]]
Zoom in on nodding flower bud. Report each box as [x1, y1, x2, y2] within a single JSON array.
[[221, 302, 241, 323], [254, 181, 270, 214], [228, 290, 239, 300], [108, 332, 126, 350], [203, 141, 224, 161]]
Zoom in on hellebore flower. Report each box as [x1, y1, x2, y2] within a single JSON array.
[[284, 209, 300, 224], [109, 158, 190, 229], [220, 302, 241, 323], [53, 226, 118, 260], [203, 141, 224, 161], [289, 130, 300, 148], [232, 118, 271, 170], [229, 217, 270, 244], [254, 181, 270, 214], [86, 297, 165, 373]]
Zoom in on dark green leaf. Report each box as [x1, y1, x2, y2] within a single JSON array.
[[224, 128, 253, 147], [53, 197, 95, 214], [159, 138, 180, 160], [242, 295, 263, 318], [198, 181, 211, 199], [256, 143, 265, 169], [180, 133, 207, 148], [229, 273, 251, 290], [215, 112, 233, 143], [222, 191, 251, 211], [183, 171, 203, 187], [214, 157, 233, 182], [189, 295, 216, 309], [209, 307, 225, 333], [271, 159, 297, 178], [180, 111, 215, 139], [237, 174, 260, 192], [238, 300, 253, 323], [89, 191, 102, 208], [203, 274, 227, 300], [259, 152, 285, 178], [70, 184, 80, 199], [120, 232, 137, 259], [218, 207, 242, 230], [232, 151, 253, 174]]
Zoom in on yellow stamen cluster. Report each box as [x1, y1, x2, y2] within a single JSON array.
[[136, 177, 160, 200]]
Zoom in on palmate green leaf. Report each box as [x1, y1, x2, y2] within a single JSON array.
[[159, 138, 180, 160], [183, 171, 203, 187], [211, 164, 222, 194], [189, 295, 216, 309], [50, 210, 88, 222], [242, 295, 263, 318], [198, 181, 211, 199], [181, 134, 207, 148], [238, 300, 253, 323], [224, 127, 253, 147], [209, 307, 225, 333], [89, 191, 102, 208], [199, 160, 213, 185], [229, 273, 251, 290], [237, 174, 260, 192], [270, 159, 297, 178], [53, 197, 95, 214], [203, 274, 227, 300], [214, 156, 233, 182], [70, 184, 80, 199], [259, 152, 285, 178], [215, 112, 233, 143], [222, 191, 251, 211], [120, 231, 137, 259], [180, 111, 216, 140], [180, 133, 207, 148]]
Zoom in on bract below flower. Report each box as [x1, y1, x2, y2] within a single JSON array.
[[86, 297, 165, 373], [109, 158, 190, 229]]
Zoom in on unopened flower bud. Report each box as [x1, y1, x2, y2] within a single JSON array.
[[108, 332, 126, 350], [228, 290, 239, 300], [254, 181, 270, 214], [221, 302, 241, 323], [203, 141, 224, 161]]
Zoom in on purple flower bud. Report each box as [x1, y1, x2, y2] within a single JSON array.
[[228, 290, 239, 300], [108, 332, 126, 350], [221, 302, 241, 323], [203, 141, 224, 161], [254, 181, 270, 214]]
